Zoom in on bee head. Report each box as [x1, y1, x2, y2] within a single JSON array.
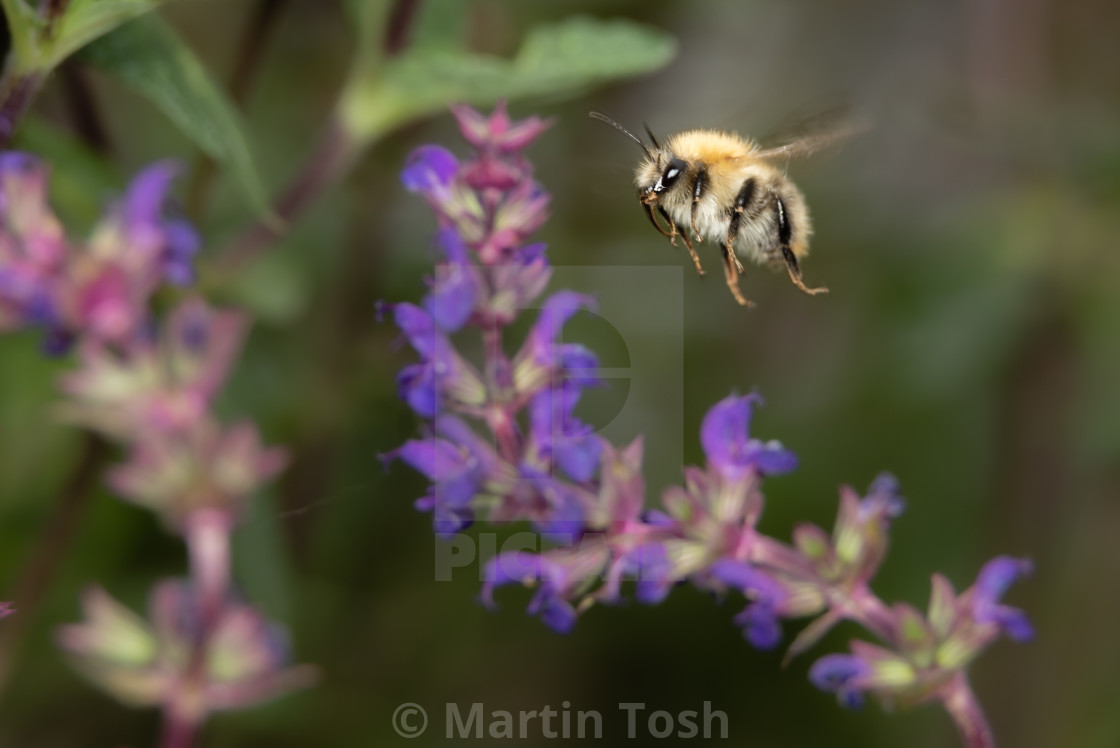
[[637, 154, 687, 204]]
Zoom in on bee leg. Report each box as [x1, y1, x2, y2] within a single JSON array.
[[781, 246, 828, 295], [721, 242, 753, 307], [657, 206, 681, 248], [678, 222, 705, 276], [775, 197, 828, 295], [775, 196, 828, 296], [690, 165, 708, 244], [642, 201, 676, 244]]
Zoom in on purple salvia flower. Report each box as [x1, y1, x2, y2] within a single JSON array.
[[486, 242, 552, 323], [392, 105, 1034, 747], [482, 552, 579, 633], [424, 229, 478, 332], [700, 394, 798, 480], [392, 302, 485, 416], [513, 291, 597, 396], [514, 467, 588, 543], [482, 545, 609, 633], [401, 145, 459, 196], [528, 382, 602, 483]]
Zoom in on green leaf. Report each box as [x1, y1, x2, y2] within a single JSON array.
[[340, 15, 677, 143], [49, 0, 168, 65], [79, 15, 272, 220]]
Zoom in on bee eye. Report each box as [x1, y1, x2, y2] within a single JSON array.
[[654, 158, 687, 193]]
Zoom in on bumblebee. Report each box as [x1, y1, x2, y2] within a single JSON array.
[[592, 111, 856, 306]]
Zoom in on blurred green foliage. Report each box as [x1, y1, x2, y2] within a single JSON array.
[[2, 1, 1119, 747]]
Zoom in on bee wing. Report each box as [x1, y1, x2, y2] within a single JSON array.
[[752, 112, 870, 161]]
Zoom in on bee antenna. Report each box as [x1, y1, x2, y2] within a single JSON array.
[[589, 111, 654, 158], [642, 122, 662, 151]]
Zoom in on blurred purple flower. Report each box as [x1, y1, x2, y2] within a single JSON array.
[[57, 582, 315, 716], [0, 154, 200, 349], [971, 556, 1034, 642], [450, 100, 552, 154]]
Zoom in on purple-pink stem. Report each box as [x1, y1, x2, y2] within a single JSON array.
[[940, 672, 997, 748], [481, 322, 520, 463], [751, 535, 898, 643], [154, 509, 235, 748], [158, 706, 200, 748]]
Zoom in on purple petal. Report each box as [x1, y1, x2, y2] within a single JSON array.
[[397, 363, 440, 417], [529, 589, 578, 634], [425, 274, 475, 332], [0, 151, 38, 174], [401, 146, 459, 195], [393, 303, 439, 358], [623, 544, 674, 604], [432, 503, 473, 537], [425, 236, 476, 332], [553, 435, 602, 483], [975, 556, 1033, 608], [734, 602, 782, 650], [435, 228, 469, 264], [124, 161, 179, 227], [701, 394, 798, 478], [558, 344, 600, 388], [528, 291, 595, 360], [483, 552, 542, 590], [396, 438, 464, 481], [534, 488, 586, 544], [708, 560, 785, 603], [700, 394, 760, 473], [640, 509, 678, 528], [809, 654, 870, 708], [859, 473, 906, 520], [990, 605, 1035, 642], [742, 442, 799, 475]]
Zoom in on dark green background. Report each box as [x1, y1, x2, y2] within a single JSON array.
[[2, 0, 1119, 746]]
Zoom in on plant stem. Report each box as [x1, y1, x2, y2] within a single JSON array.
[[482, 321, 519, 463], [39, 0, 71, 34], [0, 433, 109, 701], [210, 114, 360, 275], [208, 0, 426, 274], [158, 706, 199, 748], [59, 60, 111, 152], [186, 0, 288, 220], [0, 69, 44, 148], [152, 510, 234, 747], [941, 672, 997, 748], [383, 0, 421, 56]]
